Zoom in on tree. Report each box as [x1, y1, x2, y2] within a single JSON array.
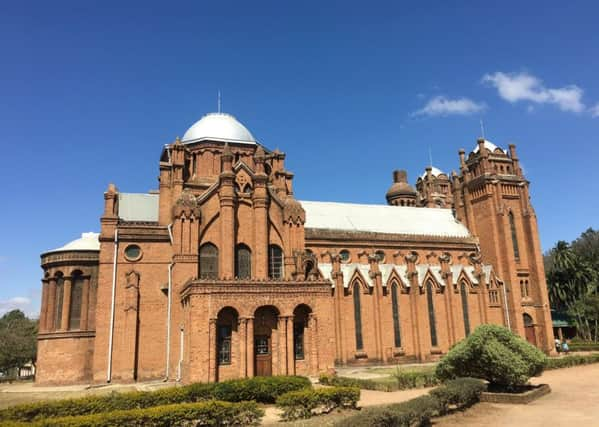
[[0, 310, 38, 377], [436, 325, 546, 391], [545, 237, 599, 341]]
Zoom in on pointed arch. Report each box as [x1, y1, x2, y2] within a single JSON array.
[[426, 279, 438, 347], [460, 280, 471, 336], [391, 280, 402, 348], [508, 210, 520, 260], [347, 267, 370, 292], [352, 281, 364, 351]]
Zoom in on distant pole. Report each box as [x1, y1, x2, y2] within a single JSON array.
[[428, 146, 433, 167], [480, 119, 485, 139], [218, 90, 222, 113]]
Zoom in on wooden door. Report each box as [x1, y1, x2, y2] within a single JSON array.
[[525, 326, 537, 346], [255, 335, 272, 376]]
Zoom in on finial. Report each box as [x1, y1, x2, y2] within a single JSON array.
[[223, 142, 231, 155], [218, 90, 222, 113], [480, 119, 485, 139]]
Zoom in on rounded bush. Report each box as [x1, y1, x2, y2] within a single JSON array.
[[436, 324, 547, 389]]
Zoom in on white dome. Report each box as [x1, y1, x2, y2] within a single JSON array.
[[46, 232, 100, 254], [182, 113, 256, 144], [473, 139, 506, 154], [420, 166, 445, 179]]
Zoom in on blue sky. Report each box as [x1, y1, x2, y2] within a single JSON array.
[[1, 1, 598, 317]]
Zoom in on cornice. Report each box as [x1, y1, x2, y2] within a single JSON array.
[[305, 228, 479, 247], [180, 279, 331, 300]]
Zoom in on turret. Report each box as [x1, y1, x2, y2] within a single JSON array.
[[386, 170, 417, 206]]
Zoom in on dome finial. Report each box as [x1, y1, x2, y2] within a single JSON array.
[[217, 90, 222, 113]]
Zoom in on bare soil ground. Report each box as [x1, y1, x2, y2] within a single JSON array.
[[435, 363, 599, 426]]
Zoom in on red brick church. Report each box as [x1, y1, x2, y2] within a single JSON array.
[[36, 112, 554, 385]]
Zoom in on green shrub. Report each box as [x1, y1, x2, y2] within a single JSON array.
[[392, 367, 440, 389], [429, 377, 486, 410], [213, 375, 311, 403], [545, 353, 599, 370], [436, 324, 547, 389], [335, 378, 485, 427], [320, 370, 440, 392], [276, 386, 360, 420], [1, 401, 263, 427], [335, 394, 442, 427], [0, 376, 309, 422], [568, 343, 599, 351]]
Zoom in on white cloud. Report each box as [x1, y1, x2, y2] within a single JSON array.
[[590, 103, 599, 118], [0, 296, 33, 316], [413, 96, 486, 117], [482, 71, 585, 113]]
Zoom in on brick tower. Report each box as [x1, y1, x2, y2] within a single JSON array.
[[452, 138, 554, 354]]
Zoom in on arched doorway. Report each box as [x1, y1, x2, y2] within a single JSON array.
[[254, 306, 279, 376], [523, 313, 536, 346]]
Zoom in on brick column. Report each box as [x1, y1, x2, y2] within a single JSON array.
[[286, 316, 294, 375], [277, 316, 287, 375], [39, 280, 49, 332], [208, 318, 217, 382], [60, 277, 72, 331], [46, 278, 57, 331], [238, 317, 247, 377], [247, 317, 254, 377], [80, 277, 90, 330], [309, 313, 319, 373]]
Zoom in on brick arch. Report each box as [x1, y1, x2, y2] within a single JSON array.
[[422, 271, 443, 293], [198, 211, 220, 244], [348, 269, 370, 294]]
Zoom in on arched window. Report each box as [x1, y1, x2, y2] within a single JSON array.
[[293, 305, 311, 360], [216, 308, 237, 365], [523, 313, 534, 327], [69, 273, 84, 330], [235, 244, 251, 279], [509, 212, 520, 260], [199, 243, 219, 279], [426, 281, 438, 347], [460, 281, 471, 336], [353, 282, 364, 350], [391, 282, 402, 348], [54, 274, 64, 330], [268, 244, 284, 279]]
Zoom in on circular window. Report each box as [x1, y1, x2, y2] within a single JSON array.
[[339, 250, 351, 263], [375, 250, 385, 262], [124, 244, 142, 261]]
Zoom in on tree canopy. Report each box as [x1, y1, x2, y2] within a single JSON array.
[[545, 228, 599, 341], [0, 310, 38, 375]]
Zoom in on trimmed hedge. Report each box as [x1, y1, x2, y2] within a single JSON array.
[[276, 386, 360, 420], [335, 378, 485, 427], [569, 343, 599, 352], [546, 353, 599, 370], [1, 400, 263, 427], [319, 370, 439, 392], [0, 376, 310, 422]]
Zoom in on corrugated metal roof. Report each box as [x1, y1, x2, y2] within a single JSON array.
[[300, 200, 471, 238], [118, 193, 159, 222]]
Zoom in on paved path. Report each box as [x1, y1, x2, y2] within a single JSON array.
[[436, 363, 599, 426]]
